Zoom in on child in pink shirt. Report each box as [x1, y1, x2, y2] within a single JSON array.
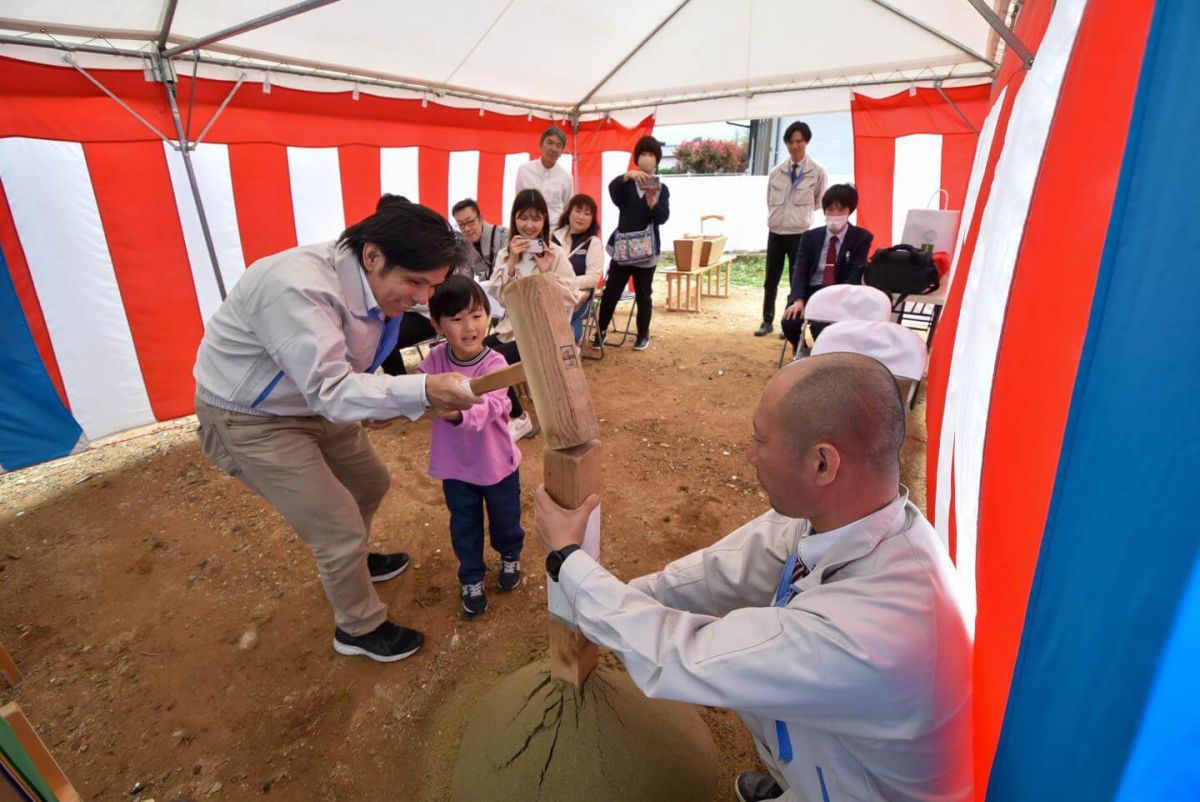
[[417, 275, 524, 616]]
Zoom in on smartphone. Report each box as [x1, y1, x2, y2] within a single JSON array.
[[643, 175, 661, 190], [525, 238, 544, 255]]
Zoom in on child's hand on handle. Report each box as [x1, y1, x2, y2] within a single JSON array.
[[425, 372, 481, 416]]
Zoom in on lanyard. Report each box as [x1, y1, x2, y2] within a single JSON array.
[[773, 551, 801, 608], [772, 550, 803, 764]]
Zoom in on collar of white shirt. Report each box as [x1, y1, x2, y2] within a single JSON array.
[[334, 244, 381, 320], [796, 487, 910, 578]]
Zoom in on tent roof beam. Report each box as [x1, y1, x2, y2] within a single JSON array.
[[572, 0, 692, 113], [161, 0, 340, 58], [966, 0, 1033, 68], [156, 0, 178, 51], [864, 0, 994, 67]]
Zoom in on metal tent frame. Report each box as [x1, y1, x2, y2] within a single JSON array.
[[0, 0, 1034, 303]]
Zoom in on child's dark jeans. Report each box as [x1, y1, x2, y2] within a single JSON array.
[[442, 468, 524, 585]]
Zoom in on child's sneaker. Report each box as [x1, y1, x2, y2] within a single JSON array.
[[461, 582, 488, 616], [498, 557, 522, 591]]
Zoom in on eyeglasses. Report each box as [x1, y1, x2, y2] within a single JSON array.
[[456, 216, 481, 228]]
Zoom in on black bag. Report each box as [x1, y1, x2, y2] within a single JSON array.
[[864, 244, 940, 296]]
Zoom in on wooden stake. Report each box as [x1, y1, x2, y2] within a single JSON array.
[[544, 442, 602, 687], [0, 642, 21, 688], [505, 274, 603, 689]]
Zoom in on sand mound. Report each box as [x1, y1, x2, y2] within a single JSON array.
[[451, 660, 718, 801]]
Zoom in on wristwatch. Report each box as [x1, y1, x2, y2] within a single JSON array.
[[545, 544, 581, 582]]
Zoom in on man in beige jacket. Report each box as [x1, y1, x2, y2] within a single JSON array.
[[537, 354, 972, 801], [757, 121, 828, 338]]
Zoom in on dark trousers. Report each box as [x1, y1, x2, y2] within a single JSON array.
[[483, 335, 523, 418], [762, 232, 803, 324], [380, 313, 438, 376], [443, 469, 525, 585], [598, 262, 655, 340], [781, 315, 829, 355]]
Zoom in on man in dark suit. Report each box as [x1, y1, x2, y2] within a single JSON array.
[[781, 184, 874, 357]]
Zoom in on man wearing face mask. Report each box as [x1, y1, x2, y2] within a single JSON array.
[[781, 184, 874, 358], [758, 121, 828, 338], [193, 200, 483, 663], [515, 125, 574, 227]]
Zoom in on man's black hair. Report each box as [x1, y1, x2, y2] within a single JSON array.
[[339, 199, 466, 274], [822, 184, 859, 213], [428, 274, 491, 321], [540, 126, 569, 146], [784, 121, 813, 143], [375, 193, 409, 212], [633, 135, 663, 166], [452, 198, 481, 217]]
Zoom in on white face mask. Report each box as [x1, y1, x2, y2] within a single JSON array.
[[637, 155, 657, 174], [826, 215, 849, 233]]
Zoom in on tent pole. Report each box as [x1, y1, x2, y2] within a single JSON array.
[[153, 53, 227, 301], [965, 0, 1034, 68], [569, 111, 581, 190], [934, 80, 980, 134]]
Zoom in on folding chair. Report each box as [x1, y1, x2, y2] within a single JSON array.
[[778, 284, 893, 368], [810, 319, 929, 409], [587, 270, 637, 355]]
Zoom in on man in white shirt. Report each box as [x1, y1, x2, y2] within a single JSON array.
[[515, 125, 574, 226], [194, 200, 483, 664], [536, 353, 972, 802], [757, 121, 828, 338]]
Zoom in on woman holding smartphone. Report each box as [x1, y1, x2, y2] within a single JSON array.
[[485, 189, 576, 440], [595, 135, 670, 351]]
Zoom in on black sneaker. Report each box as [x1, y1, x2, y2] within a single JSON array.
[[734, 771, 784, 802], [333, 621, 423, 662], [633, 337, 650, 351], [498, 557, 522, 591], [754, 322, 773, 337], [367, 551, 410, 583], [461, 582, 488, 616], [591, 330, 607, 348]]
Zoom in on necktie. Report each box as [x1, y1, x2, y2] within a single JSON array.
[[369, 313, 403, 373], [791, 555, 810, 585], [790, 163, 798, 183], [822, 235, 839, 286]]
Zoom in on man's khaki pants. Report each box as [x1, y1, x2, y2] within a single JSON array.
[[195, 398, 390, 636]]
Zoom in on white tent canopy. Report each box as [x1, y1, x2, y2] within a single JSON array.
[[0, 0, 1002, 124]]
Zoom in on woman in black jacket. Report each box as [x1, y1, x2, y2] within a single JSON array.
[[595, 136, 670, 351]]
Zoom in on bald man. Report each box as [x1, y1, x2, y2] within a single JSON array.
[[535, 354, 972, 802]]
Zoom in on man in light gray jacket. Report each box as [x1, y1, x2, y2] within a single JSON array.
[[194, 200, 483, 663], [536, 354, 972, 801], [757, 121, 828, 338]]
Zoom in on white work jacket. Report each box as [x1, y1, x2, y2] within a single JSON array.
[[767, 156, 828, 235], [555, 491, 973, 801]]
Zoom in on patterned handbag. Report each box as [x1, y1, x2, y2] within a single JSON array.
[[609, 223, 658, 268]]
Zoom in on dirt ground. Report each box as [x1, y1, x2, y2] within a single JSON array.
[[0, 275, 928, 801]]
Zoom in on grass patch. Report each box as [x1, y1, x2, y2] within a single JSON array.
[[657, 251, 766, 287]]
